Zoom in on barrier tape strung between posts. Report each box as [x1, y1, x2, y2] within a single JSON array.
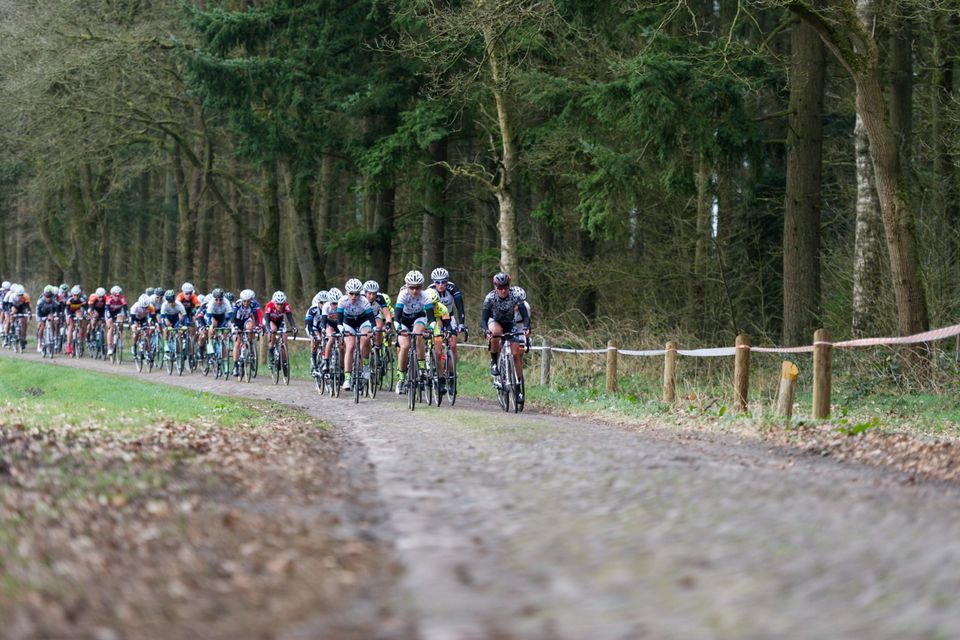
[[441, 322, 960, 358]]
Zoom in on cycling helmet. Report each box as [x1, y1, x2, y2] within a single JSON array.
[[314, 290, 329, 305], [181, 282, 194, 294], [430, 267, 449, 282], [110, 285, 122, 295], [224, 291, 235, 302], [404, 270, 425, 287], [272, 290, 286, 304], [492, 272, 511, 287], [164, 289, 176, 301], [154, 285, 163, 294], [70, 285, 82, 296], [362, 280, 379, 293], [427, 288, 441, 304], [211, 287, 224, 299], [328, 287, 342, 301], [345, 278, 363, 294], [197, 295, 206, 306], [138, 294, 150, 306], [43, 285, 56, 296], [510, 286, 526, 301], [1, 281, 9, 290], [12, 284, 24, 295], [240, 289, 255, 302], [95, 287, 106, 297], [59, 283, 69, 292], [145, 287, 155, 296]]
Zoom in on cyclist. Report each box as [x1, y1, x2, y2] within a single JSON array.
[[426, 288, 453, 393], [318, 287, 342, 375], [231, 289, 262, 377], [363, 280, 393, 349], [63, 285, 87, 355], [35, 286, 61, 353], [262, 290, 298, 366], [104, 286, 128, 357], [482, 272, 530, 392], [393, 270, 435, 394], [159, 289, 187, 353], [0, 281, 11, 338], [428, 267, 467, 353], [87, 287, 108, 346], [129, 293, 157, 355], [5, 284, 31, 350], [149, 286, 164, 309], [204, 288, 234, 355], [176, 283, 200, 357], [337, 278, 377, 391], [305, 290, 329, 377]]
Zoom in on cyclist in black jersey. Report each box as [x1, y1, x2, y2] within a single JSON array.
[[481, 272, 530, 383]]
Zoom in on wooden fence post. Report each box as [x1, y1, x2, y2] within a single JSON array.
[[813, 328, 832, 419], [540, 337, 551, 386], [776, 361, 799, 419], [734, 334, 750, 412], [605, 339, 618, 392], [662, 341, 677, 403]]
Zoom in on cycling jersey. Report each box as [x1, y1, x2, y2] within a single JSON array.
[[205, 298, 233, 318], [481, 289, 529, 328], [64, 296, 87, 316], [429, 300, 452, 337], [159, 300, 187, 325], [8, 293, 31, 314], [304, 305, 324, 336], [262, 301, 295, 330], [320, 300, 339, 330], [513, 301, 532, 330], [394, 287, 436, 329], [35, 297, 61, 320], [233, 300, 262, 326], [176, 292, 201, 315], [428, 281, 465, 325], [104, 294, 128, 319], [130, 300, 156, 319], [87, 294, 106, 317], [376, 293, 393, 314]]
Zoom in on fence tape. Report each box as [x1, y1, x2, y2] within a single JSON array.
[[288, 321, 960, 358]]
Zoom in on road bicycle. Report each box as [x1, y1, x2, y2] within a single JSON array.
[[134, 323, 158, 373], [7, 313, 29, 353], [109, 320, 124, 365], [372, 328, 394, 393], [348, 329, 375, 403], [320, 332, 344, 397], [68, 315, 86, 358], [437, 328, 459, 407], [87, 319, 107, 360], [235, 329, 260, 383], [40, 317, 57, 359], [268, 325, 294, 385], [398, 329, 429, 412], [490, 331, 529, 413], [202, 327, 231, 380]]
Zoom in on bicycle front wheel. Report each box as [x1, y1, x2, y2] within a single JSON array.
[[280, 342, 290, 385]]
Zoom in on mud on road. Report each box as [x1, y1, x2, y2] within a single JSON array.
[[4, 352, 960, 640]]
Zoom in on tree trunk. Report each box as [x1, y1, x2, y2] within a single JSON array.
[[260, 161, 282, 294], [932, 14, 959, 292], [852, 114, 885, 337], [314, 155, 333, 286], [889, 10, 912, 189], [229, 182, 244, 292], [195, 132, 214, 287], [782, 20, 825, 346], [690, 151, 712, 336], [173, 142, 193, 285], [421, 139, 448, 269], [369, 181, 395, 288], [484, 21, 519, 279], [162, 168, 178, 287], [282, 158, 321, 299]]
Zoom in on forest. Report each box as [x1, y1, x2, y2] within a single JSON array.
[[0, 0, 957, 348]]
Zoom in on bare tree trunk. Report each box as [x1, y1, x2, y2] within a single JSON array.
[[314, 155, 332, 286], [260, 161, 282, 293], [229, 182, 244, 292], [162, 168, 178, 287], [782, 20, 825, 346], [173, 142, 193, 285], [889, 9, 912, 189], [690, 151, 712, 335], [852, 114, 885, 337], [369, 181, 395, 288], [484, 21, 519, 279], [195, 131, 214, 287], [421, 139, 448, 269], [932, 13, 959, 296]]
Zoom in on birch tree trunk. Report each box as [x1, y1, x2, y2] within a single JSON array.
[[782, 20, 825, 346], [852, 114, 884, 337]]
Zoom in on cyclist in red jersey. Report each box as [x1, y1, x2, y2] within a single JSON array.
[[262, 290, 298, 362], [104, 285, 128, 356]]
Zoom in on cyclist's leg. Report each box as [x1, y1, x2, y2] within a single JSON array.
[[488, 320, 503, 374], [512, 339, 524, 381]]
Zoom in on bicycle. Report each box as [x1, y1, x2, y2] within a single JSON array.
[[69, 316, 86, 358], [7, 313, 29, 353], [109, 321, 124, 365], [437, 328, 460, 407], [134, 324, 151, 373], [203, 327, 232, 380], [398, 329, 428, 412], [372, 328, 394, 393], [41, 317, 56, 358], [321, 332, 344, 397], [235, 329, 259, 383], [349, 330, 375, 403], [268, 326, 294, 385], [490, 331, 529, 413], [88, 319, 107, 360]]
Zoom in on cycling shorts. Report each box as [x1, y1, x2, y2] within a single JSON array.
[[205, 313, 227, 326], [397, 314, 428, 331], [131, 315, 154, 328], [342, 319, 372, 336], [160, 314, 182, 328]]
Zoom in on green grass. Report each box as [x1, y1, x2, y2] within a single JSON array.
[[0, 356, 268, 429]]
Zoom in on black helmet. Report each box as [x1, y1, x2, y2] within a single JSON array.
[[211, 287, 224, 299], [492, 272, 511, 287], [224, 291, 235, 302]]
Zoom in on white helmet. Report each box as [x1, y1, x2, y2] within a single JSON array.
[[70, 285, 82, 296], [362, 280, 379, 293], [181, 282, 194, 294], [197, 294, 206, 305], [345, 278, 363, 294], [430, 267, 449, 281], [95, 287, 106, 297], [138, 294, 150, 306], [110, 285, 122, 295], [314, 290, 329, 305], [272, 290, 286, 304], [1, 281, 9, 290], [240, 289, 255, 301], [404, 270, 424, 286], [328, 287, 342, 301], [12, 284, 25, 295], [511, 286, 526, 301]]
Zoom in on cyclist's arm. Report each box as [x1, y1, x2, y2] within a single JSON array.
[[425, 301, 435, 326], [517, 301, 530, 331], [285, 311, 298, 332], [452, 288, 465, 325]]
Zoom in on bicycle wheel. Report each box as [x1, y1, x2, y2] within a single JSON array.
[[165, 338, 174, 375], [445, 346, 457, 407], [515, 376, 526, 413], [332, 346, 342, 398], [250, 339, 259, 380], [201, 338, 211, 376], [176, 336, 186, 376], [272, 343, 280, 384], [407, 342, 418, 411], [280, 342, 290, 385], [135, 337, 145, 373], [497, 350, 511, 412], [369, 347, 379, 399], [425, 349, 436, 406], [115, 332, 123, 364]]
